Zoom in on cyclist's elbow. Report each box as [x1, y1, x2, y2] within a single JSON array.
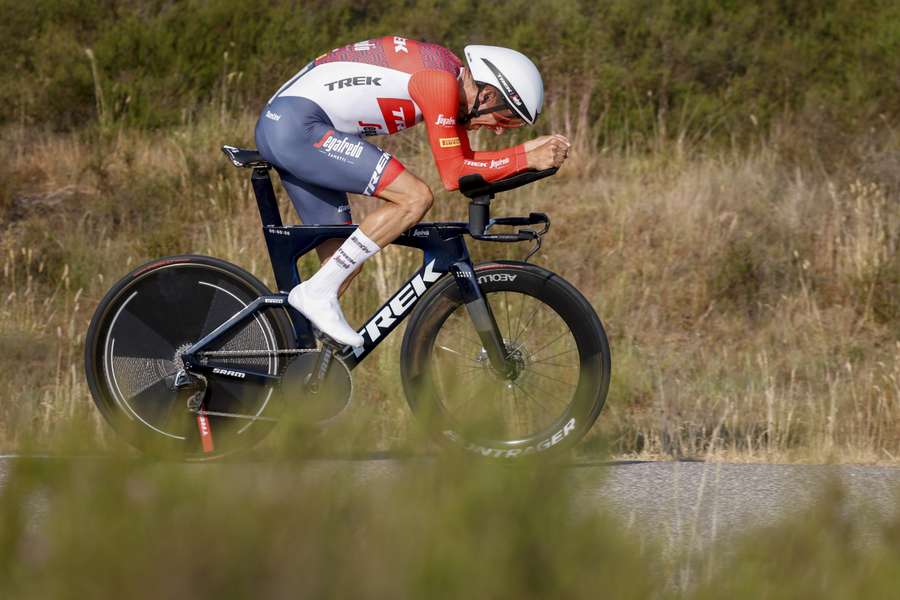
[[440, 173, 459, 192]]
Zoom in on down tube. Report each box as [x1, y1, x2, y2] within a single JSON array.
[[339, 258, 446, 367]]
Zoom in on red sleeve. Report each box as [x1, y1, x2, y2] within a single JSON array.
[[408, 70, 529, 191]]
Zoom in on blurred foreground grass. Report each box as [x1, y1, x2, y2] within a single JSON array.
[[0, 425, 898, 598]]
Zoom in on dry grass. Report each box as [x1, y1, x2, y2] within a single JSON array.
[[1, 113, 898, 462]]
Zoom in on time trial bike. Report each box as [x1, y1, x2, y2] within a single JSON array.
[[84, 145, 611, 459]]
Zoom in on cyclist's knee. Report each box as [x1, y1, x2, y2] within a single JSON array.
[[388, 177, 432, 225], [408, 181, 433, 220]]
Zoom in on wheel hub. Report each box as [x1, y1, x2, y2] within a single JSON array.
[[173, 342, 193, 370], [474, 340, 528, 382]]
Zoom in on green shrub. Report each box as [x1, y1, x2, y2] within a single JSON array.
[[3, 0, 899, 148]]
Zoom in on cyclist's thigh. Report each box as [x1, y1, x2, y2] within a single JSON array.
[[256, 97, 402, 210], [277, 171, 352, 225]]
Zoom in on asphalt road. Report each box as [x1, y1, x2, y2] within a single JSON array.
[[571, 461, 900, 553], [1, 456, 897, 553]]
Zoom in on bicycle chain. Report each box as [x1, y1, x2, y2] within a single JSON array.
[[188, 348, 334, 422], [197, 348, 320, 358]]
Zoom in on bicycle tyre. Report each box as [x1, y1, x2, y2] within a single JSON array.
[[400, 260, 611, 459], [84, 255, 295, 459]]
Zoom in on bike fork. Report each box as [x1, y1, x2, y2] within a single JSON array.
[[450, 261, 512, 377]]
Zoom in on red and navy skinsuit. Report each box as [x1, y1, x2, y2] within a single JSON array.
[[255, 36, 529, 224]]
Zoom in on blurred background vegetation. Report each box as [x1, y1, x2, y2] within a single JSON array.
[[1, 0, 898, 459], [3, 0, 899, 146]]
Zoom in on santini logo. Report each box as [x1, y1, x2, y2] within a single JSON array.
[[352, 259, 442, 356], [212, 368, 246, 379]]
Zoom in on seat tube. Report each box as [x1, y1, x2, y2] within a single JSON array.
[[450, 260, 510, 375], [251, 167, 284, 227]]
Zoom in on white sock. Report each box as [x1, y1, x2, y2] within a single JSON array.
[[305, 229, 380, 296]]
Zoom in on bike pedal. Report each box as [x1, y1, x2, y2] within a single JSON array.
[[312, 328, 346, 351]]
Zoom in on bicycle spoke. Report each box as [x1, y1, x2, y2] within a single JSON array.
[[512, 300, 543, 345], [527, 329, 574, 361], [526, 368, 577, 389], [435, 349, 484, 378], [444, 364, 488, 380], [527, 359, 574, 369], [436, 345, 480, 364], [531, 346, 577, 363], [502, 292, 512, 340], [510, 380, 552, 415], [511, 289, 529, 345], [444, 312, 486, 349], [509, 383, 536, 435]]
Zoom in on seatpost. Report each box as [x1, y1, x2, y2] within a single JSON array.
[[250, 166, 284, 228]]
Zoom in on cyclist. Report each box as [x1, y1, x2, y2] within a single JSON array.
[[255, 36, 570, 347]]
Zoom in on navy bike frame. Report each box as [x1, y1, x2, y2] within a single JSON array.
[[181, 166, 500, 381]]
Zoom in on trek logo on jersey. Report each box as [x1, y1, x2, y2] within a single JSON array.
[[324, 76, 383, 91], [364, 152, 391, 196], [313, 130, 364, 159], [434, 113, 456, 127], [352, 259, 443, 357], [377, 98, 416, 133], [353, 41, 376, 51], [490, 157, 510, 168], [463, 159, 488, 168], [439, 137, 461, 148], [393, 37, 408, 53]]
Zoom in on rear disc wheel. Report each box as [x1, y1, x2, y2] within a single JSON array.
[[84, 255, 295, 459]]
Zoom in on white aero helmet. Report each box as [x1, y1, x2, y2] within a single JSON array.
[[463, 44, 544, 125]]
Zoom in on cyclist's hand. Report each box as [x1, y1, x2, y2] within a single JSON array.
[[523, 134, 567, 153], [525, 134, 570, 170]]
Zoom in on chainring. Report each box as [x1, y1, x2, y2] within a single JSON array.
[[280, 352, 352, 424]]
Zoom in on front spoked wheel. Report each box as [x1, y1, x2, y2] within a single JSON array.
[[401, 261, 611, 459]]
